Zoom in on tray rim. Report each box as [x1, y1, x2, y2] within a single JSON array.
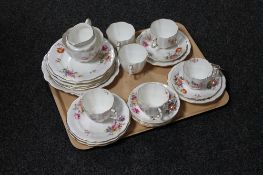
[[48, 22, 230, 150]]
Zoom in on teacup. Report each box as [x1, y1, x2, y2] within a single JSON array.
[[183, 58, 220, 90], [137, 83, 170, 119], [118, 44, 147, 74], [106, 22, 135, 51], [82, 88, 117, 123], [150, 19, 178, 49], [62, 19, 104, 63]]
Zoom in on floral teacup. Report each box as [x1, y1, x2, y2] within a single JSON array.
[[62, 19, 104, 63], [106, 22, 135, 51], [150, 19, 178, 49], [183, 58, 220, 90], [82, 88, 117, 123], [118, 44, 147, 75], [137, 82, 170, 119]]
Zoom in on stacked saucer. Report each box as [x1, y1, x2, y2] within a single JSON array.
[[136, 19, 191, 67], [167, 58, 226, 104], [127, 82, 180, 127], [66, 89, 130, 146], [42, 39, 119, 96]]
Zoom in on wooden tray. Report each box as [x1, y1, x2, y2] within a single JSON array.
[[49, 23, 229, 150]]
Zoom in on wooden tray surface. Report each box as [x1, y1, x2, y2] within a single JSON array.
[[49, 23, 229, 150]]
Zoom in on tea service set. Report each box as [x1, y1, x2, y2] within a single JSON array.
[[41, 18, 226, 146]]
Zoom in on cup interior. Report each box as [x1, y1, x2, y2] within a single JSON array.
[[106, 22, 135, 41], [82, 89, 114, 114], [184, 58, 213, 79], [119, 44, 147, 64], [68, 23, 94, 45], [150, 19, 178, 38], [138, 83, 169, 108]]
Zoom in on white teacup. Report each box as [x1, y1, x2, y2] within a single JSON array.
[[106, 22, 135, 51], [62, 19, 104, 63], [82, 88, 117, 123], [118, 44, 147, 75], [150, 19, 178, 49], [137, 83, 170, 119], [183, 58, 220, 90]]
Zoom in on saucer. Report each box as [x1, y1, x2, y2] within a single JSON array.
[[66, 93, 130, 146], [136, 29, 191, 66], [41, 55, 120, 96], [127, 82, 180, 127], [146, 43, 190, 67], [167, 62, 226, 104], [47, 38, 115, 83]]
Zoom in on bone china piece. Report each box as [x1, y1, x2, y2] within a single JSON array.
[[47, 39, 115, 82], [136, 29, 191, 66], [42, 55, 120, 96], [106, 22, 135, 51], [137, 83, 169, 119], [67, 18, 94, 47], [167, 61, 226, 104], [128, 82, 180, 127], [82, 88, 116, 123], [62, 21, 104, 62], [150, 19, 178, 49], [118, 43, 147, 74], [183, 58, 220, 90], [66, 93, 130, 146]]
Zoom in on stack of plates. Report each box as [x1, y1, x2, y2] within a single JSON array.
[[136, 29, 191, 67], [66, 93, 130, 146], [41, 38, 119, 96], [167, 62, 226, 104], [127, 82, 180, 127]]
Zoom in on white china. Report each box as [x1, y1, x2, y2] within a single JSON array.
[[106, 22, 135, 50], [136, 29, 191, 67], [167, 61, 226, 104], [67, 93, 130, 146], [62, 26, 104, 63], [150, 19, 178, 49], [82, 89, 116, 123], [67, 19, 94, 47], [41, 54, 120, 96], [137, 83, 169, 119], [118, 43, 147, 74], [183, 58, 220, 90], [47, 38, 115, 82], [128, 82, 180, 127]]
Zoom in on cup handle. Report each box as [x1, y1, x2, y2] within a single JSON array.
[[211, 64, 221, 78], [85, 18, 92, 25], [150, 108, 163, 120], [110, 108, 117, 120], [116, 42, 121, 53], [128, 65, 134, 75], [151, 38, 158, 48]]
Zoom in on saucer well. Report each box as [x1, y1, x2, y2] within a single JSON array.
[[167, 62, 226, 104], [66, 93, 130, 145], [127, 82, 180, 127]]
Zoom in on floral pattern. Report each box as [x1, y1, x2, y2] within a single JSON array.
[[166, 95, 177, 113], [57, 47, 65, 53], [73, 100, 84, 120], [60, 68, 81, 78], [98, 44, 112, 64], [105, 115, 126, 135], [174, 73, 187, 94], [129, 91, 178, 117], [129, 94, 140, 114], [167, 47, 182, 60]]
